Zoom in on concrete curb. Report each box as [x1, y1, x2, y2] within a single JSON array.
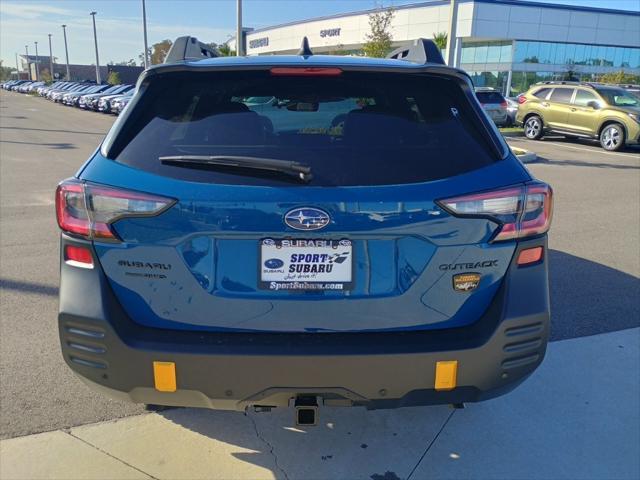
[[500, 130, 524, 137], [511, 147, 538, 163], [516, 150, 538, 163]]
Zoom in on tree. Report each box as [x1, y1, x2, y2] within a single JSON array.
[[598, 70, 640, 85], [150, 40, 173, 65], [327, 44, 348, 56], [40, 68, 53, 84], [432, 32, 448, 51], [563, 61, 578, 81], [0, 60, 13, 81], [216, 43, 235, 57], [138, 47, 151, 66], [107, 71, 122, 85], [362, 7, 395, 58]]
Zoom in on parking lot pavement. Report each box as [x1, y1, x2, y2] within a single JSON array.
[[0, 91, 145, 440], [2, 327, 638, 480], [506, 136, 640, 341], [0, 89, 639, 471]]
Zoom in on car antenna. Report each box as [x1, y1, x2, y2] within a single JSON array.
[[298, 37, 313, 57]]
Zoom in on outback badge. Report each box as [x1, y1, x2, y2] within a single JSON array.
[[453, 273, 481, 292]]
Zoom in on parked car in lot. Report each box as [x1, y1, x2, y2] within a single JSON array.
[[517, 81, 640, 151], [3, 80, 28, 90], [475, 87, 509, 127], [1, 80, 28, 90], [505, 97, 519, 126], [55, 37, 553, 422], [42, 82, 71, 99], [16, 81, 45, 93], [80, 84, 133, 110], [109, 89, 134, 114], [97, 93, 123, 113], [64, 84, 111, 107], [50, 83, 90, 102]]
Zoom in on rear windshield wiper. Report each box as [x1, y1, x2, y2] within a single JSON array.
[[159, 155, 313, 183]]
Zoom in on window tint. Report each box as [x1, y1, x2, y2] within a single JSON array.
[[595, 88, 639, 107], [549, 88, 574, 104], [573, 90, 598, 107], [532, 88, 551, 99], [110, 71, 498, 187], [475, 91, 505, 104]]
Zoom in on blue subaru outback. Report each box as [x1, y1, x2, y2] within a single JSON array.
[[56, 37, 552, 423]]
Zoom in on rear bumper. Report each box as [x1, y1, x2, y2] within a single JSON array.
[[59, 237, 550, 411]]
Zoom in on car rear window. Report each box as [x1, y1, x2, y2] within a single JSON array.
[[475, 91, 505, 104], [108, 70, 499, 187]]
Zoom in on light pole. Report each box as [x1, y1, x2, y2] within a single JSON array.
[[236, 0, 243, 56], [61, 25, 70, 80], [142, 0, 149, 68], [48, 34, 54, 80], [25, 45, 30, 80], [445, 0, 458, 67], [15, 53, 20, 79], [90, 12, 101, 84], [34, 41, 40, 81]]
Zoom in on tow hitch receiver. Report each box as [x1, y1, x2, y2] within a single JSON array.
[[294, 396, 319, 426]]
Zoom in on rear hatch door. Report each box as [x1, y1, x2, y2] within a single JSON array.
[[83, 68, 528, 333]]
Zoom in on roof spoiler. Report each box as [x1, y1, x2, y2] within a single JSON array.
[[164, 36, 218, 64], [386, 38, 445, 65]]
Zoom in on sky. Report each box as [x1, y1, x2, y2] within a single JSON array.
[[1, 0, 638, 69]]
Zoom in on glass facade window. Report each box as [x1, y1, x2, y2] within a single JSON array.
[[461, 41, 513, 64], [513, 41, 640, 68], [510, 71, 555, 96], [466, 71, 511, 92]]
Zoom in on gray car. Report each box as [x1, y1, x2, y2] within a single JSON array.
[[475, 88, 509, 127]]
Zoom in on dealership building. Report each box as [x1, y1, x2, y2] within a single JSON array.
[[232, 0, 640, 96]]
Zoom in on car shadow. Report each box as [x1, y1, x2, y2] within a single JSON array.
[[539, 134, 640, 150], [0, 126, 105, 136], [0, 140, 76, 149], [548, 250, 639, 340], [142, 250, 636, 478], [535, 155, 640, 170], [0, 278, 58, 297]]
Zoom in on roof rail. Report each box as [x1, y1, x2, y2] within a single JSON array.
[[164, 36, 218, 64], [386, 38, 445, 65], [536, 80, 597, 87]]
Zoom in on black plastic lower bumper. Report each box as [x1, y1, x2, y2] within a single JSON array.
[[58, 236, 550, 410]]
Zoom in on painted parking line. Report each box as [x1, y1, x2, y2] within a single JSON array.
[[509, 137, 640, 160]]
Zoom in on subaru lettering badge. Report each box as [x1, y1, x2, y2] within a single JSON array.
[[284, 207, 330, 231]]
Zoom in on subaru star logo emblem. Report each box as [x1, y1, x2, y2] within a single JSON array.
[[284, 207, 330, 231]]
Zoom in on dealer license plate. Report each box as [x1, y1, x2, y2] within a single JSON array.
[[259, 238, 353, 291]]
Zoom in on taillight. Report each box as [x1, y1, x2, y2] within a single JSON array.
[[437, 182, 553, 242], [55, 178, 175, 241], [270, 67, 342, 76], [517, 95, 527, 104]]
